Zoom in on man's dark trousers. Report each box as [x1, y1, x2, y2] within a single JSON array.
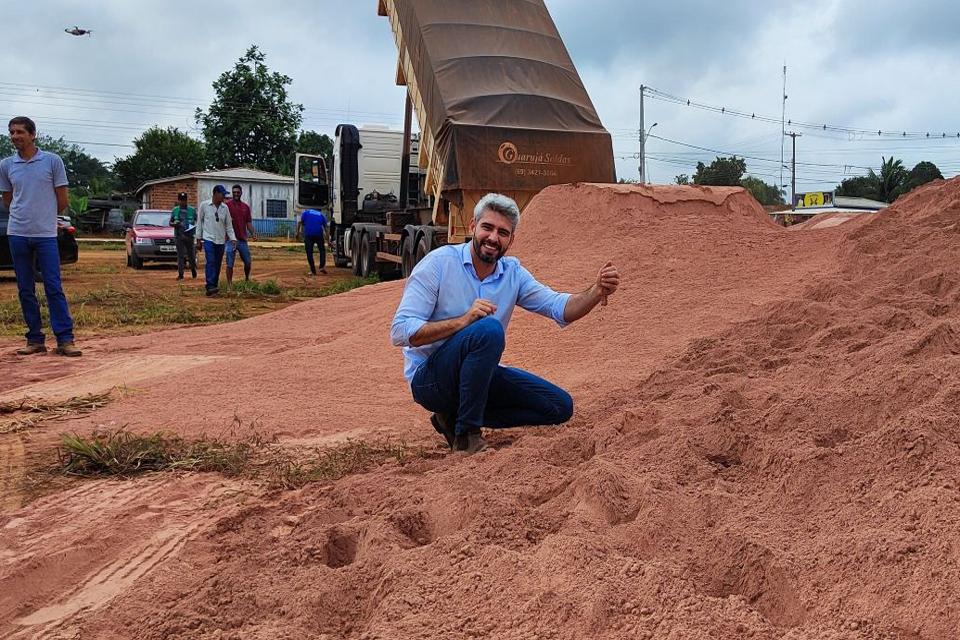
[[304, 234, 325, 274], [175, 233, 197, 278], [409, 316, 573, 435]]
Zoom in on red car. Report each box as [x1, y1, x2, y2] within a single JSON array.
[[125, 209, 178, 269]]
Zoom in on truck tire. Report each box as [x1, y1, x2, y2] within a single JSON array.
[[131, 252, 144, 270], [359, 234, 375, 279], [401, 235, 415, 278], [333, 233, 349, 268], [415, 236, 429, 266], [350, 231, 363, 277]]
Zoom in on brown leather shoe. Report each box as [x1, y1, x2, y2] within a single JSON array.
[[16, 342, 47, 356], [53, 342, 83, 357], [430, 413, 456, 449], [454, 429, 489, 455]]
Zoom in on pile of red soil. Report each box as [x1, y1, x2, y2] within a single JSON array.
[[4, 181, 960, 638]]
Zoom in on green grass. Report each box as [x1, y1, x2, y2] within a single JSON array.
[[56, 427, 423, 488], [0, 285, 246, 336], [227, 278, 284, 297], [76, 240, 127, 251], [58, 429, 255, 477]]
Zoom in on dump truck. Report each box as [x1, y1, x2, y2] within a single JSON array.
[[295, 0, 617, 278]]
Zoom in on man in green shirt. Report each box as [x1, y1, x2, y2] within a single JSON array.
[[169, 192, 197, 279]]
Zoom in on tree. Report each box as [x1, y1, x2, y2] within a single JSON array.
[[835, 174, 880, 200], [693, 156, 746, 186], [877, 156, 906, 203], [297, 130, 333, 161], [740, 176, 785, 206], [196, 45, 304, 173], [0, 134, 112, 192], [113, 126, 206, 193], [675, 174, 691, 185], [895, 161, 943, 199]]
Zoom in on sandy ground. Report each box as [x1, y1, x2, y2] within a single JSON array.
[[1, 181, 959, 638]]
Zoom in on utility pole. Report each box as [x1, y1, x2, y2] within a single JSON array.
[[638, 85, 645, 183], [787, 131, 801, 210]]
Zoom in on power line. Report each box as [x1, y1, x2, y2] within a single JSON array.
[[646, 134, 875, 171], [644, 85, 960, 140]]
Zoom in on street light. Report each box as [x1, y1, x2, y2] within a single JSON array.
[[640, 122, 658, 184]]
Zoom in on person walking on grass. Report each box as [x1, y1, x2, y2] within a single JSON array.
[[195, 184, 236, 296], [169, 191, 197, 280], [295, 207, 329, 276], [225, 184, 256, 285], [0, 116, 81, 357], [391, 193, 620, 454]]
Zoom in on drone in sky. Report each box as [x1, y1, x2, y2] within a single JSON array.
[[65, 26, 92, 36]]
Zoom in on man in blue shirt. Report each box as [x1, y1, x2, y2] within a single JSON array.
[[295, 208, 329, 275], [391, 193, 620, 454], [0, 116, 80, 356]]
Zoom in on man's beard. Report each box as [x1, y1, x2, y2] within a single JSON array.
[[473, 234, 506, 264]]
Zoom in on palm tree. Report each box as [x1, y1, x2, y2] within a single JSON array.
[[876, 156, 906, 203]]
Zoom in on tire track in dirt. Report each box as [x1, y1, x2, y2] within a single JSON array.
[[13, 520, 204, 638], [0, 435, 26, 513], [0, 474, 244, 637]]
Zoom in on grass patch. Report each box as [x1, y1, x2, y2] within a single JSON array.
[[77, 240, 126, 251], [0, 391, 113, 435], [283, 244, 306, 253], [55, 425, 424, 488], [0, 284, 246, 336], [58, 429, 255, 477], [291, 275, 379, 298], [227, 278, 284, 297]]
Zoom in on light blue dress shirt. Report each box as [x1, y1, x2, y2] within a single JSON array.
[[391, 242, 571, 383]]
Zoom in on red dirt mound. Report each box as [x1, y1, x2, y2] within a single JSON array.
[[4, 181, 958, 638]]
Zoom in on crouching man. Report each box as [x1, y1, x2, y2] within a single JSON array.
[[390, 193, 620, 454]]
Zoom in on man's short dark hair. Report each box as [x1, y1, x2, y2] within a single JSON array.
[[8, 116, 36, 135], [231, 184, 242, 191]]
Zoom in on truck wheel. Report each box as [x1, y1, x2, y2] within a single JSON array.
[[401, 236, 415, 278], [350, 232, 363, 277], [360, 235, 374, 279], [333, 235, 349, 268], [415, 236, 429, 265], [131, 252, 144, 270]]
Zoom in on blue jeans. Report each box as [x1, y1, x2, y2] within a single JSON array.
[[410, 317, 573, 434], [8, 235, 74, 345], [203, 240, 226, 292], [226, 240, 251, 269]]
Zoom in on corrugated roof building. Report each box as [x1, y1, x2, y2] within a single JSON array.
[[135, 168, 295, 219]]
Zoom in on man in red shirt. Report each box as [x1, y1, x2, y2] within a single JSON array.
[[225, 184, 257, 284]]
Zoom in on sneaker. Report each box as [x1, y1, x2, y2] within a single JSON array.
[[205, 288, 219, 297], [319, 268, 328, 275], [16, 342, 47, 356], [53, 342, 82, 357], [430, 412, 456, 449], [454, 429, 489, 455], [176, 274, 184, 280]]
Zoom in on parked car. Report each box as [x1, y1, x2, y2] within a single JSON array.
[[0, 199, 79, 273], [125, 209, 177, 269]]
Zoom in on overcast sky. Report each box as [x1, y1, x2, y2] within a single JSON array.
[[2, 0, 959, 193]]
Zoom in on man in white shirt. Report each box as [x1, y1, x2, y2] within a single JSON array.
[[195, 184, 236, 296]]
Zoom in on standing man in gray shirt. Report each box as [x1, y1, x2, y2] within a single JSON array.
[[195, 184, 236, 296], [0, 116, 81, 356]]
